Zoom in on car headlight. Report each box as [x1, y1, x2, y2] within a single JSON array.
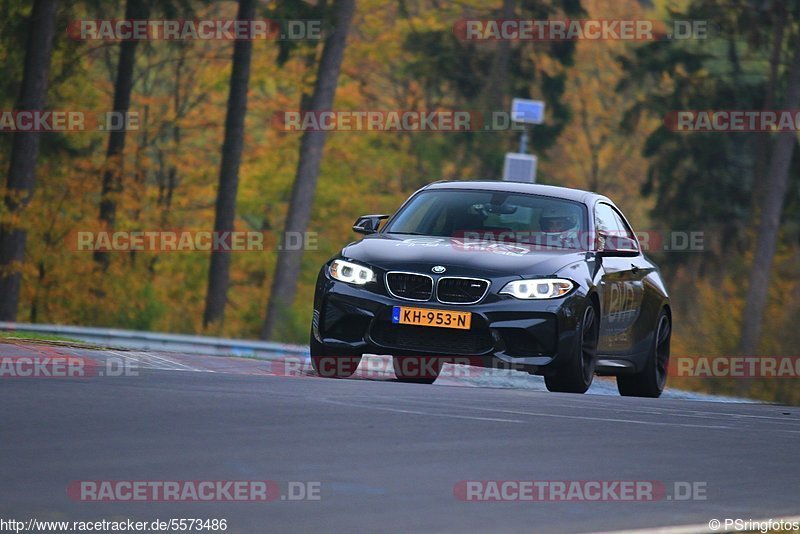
[[329, 259, 376, 285], [500, 278, 574, 299]]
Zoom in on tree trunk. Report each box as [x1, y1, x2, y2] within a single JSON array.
[[0, 0, 58, 321], [738, 36, 800, 355], [202, 0, 255, 328], [751, 1, 785, 221], [482, 0, 514, 110], [94, 0, 149, 269], [476, 0, 514, 179], [261, 0, 356, 339]]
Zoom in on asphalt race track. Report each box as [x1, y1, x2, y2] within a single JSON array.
[[1, 340, 798, 533]]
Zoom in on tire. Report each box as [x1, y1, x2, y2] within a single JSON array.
[[309, 332, 362, 379], [545, 302, 599, 394], [393, 356, 443, 385], [617, 309, 671, 398]]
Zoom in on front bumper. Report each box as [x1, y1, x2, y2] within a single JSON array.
[[312, 268, 587, 372]]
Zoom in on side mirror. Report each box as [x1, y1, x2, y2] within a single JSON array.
[[597, 231, 640, 257], [352, 214, 390, 235]]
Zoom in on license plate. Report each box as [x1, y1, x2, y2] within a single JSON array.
[[391, 306, 471, 330]]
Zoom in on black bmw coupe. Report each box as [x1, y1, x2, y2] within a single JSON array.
[[310, 181, 671, 397]]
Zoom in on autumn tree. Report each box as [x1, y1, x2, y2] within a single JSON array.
[[545, 0, 651, 220], [398, 0, 582, 184], [621, 0, 800, 364], [94, 0, 150, 269], [261, 0, 356, 339], [203, 0, 256, 328], [0, 0, 59, 321], [739, 36, 800, 355]]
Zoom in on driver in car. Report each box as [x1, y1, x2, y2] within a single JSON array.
[[538, 205, 582, 249]]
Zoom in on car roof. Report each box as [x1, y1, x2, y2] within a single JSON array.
[[421, 180, 608, 205]]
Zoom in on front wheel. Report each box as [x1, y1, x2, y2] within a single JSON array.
[[617, 309, 671, 398], [310, 333, 362, 378], [545, 302, 599, 394], [393, 356, 443, 385]]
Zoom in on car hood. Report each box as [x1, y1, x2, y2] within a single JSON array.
[[341, 234, 586, 277]]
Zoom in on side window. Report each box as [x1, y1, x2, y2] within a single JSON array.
[[595, 202, 638, 252], [609, 206, 635, 240], [594, 203, 620, 235]]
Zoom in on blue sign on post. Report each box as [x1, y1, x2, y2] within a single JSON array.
[[511, 98, 545, 125]]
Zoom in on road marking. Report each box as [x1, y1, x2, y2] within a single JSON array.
[[138, 351, 206, 371], [316, 397, 524, 424], [314, 390, 799, 434], [105, 349, 209, 372], [592, 515, 800, 534], [499, 400, 800, 427], [354, 397, 800, 434]]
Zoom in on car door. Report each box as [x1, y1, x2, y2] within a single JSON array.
[[612, 206, 661, 355], [594, 202, 645, 355]]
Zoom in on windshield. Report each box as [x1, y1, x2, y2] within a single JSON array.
[[384, 189, 589, 250]]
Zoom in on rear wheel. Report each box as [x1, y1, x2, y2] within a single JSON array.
[[393, 356, 443, 385], [617, 309, 671, 398], [309, 333, 362, 379], [545, 302, 599, 394]]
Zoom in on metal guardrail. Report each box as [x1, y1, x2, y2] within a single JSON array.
[[0, 322, 307, 359]]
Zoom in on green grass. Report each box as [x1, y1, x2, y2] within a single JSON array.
[[0, 331, 87, 344]]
